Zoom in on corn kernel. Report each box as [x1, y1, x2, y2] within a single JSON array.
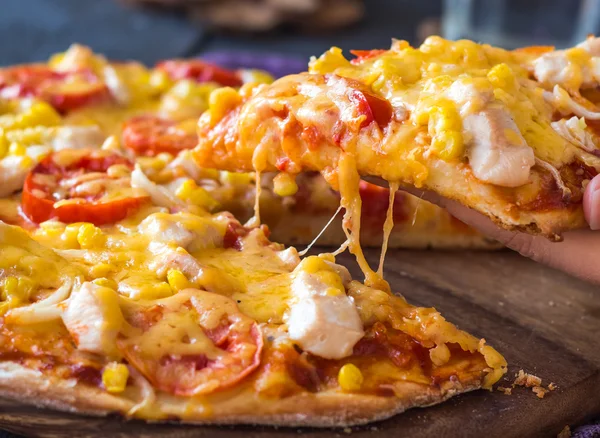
[[176, 179, 220, 211], [273, 172, 298, 197], [167, 269, 192, 292], [0, 132, 8, 159], [102, 362, 129, 393], [237, 69, 274, 85], [219, 171, 253, 185], [487, 63, 517, 90], [90, 263, 113, 278], [208, 87, 242, 125], [8, 142, 26, 156], [431, 131, 464, 160], [101, 135, 121, 152], [77, 223, 105, 249], [149, 69, 175, 93], [1, 277, 18, 302], [20, 102, 61, 128], [338, 363, 363, 392]]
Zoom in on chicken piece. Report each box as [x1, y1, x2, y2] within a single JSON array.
[[286, 256, 363, 359], [147, 243, 205, 282], [139, 212, 224, 253], [287, 294, 364, 359], [61, 282, 124, 357], [533, 36, 600, 90], [131, 165, 185, 209], [51, 125, 106, 150], [463, 107, 535, 187]]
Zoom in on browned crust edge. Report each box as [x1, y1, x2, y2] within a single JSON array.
[[0, 361, 483, 427]]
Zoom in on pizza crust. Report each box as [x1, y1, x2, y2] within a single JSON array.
[[0, 361, 483, 427], [423, 159, 586, 240]]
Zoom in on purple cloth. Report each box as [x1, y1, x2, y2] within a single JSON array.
[[574, 424, 600, 438], [199, 51, 308, 77]]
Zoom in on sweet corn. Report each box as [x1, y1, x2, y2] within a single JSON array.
[[430, 130, 464, 160], [77, 223, 105, 249], [149, 69, 174, 93], [338, 363, 363, 392], [176, 179, 220, 211], [90, 263, 113, 278], [167, 269, 192, 292], [0, 131, 8, 159], [92, 277, 118, 290], [6, 126, 55, 146], [238, 69, 274, 85], [102, 362, 129, 394], [219, 171, 253, 185], [208, 87, 241, 125], [8, 142, 26, 156], [273, 172, 299, 197], [487, 63, 517, 90], [1, 277, 18, 302], [19, 102, 62, 128]]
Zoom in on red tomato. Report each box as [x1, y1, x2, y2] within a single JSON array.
[[325, 75, 393, 130], [118, 292, 263, 396], [157, 60, 243, 87], [350, 49, 387, 65], [0, 65, 109, 112], [22, 150, 149, 225], [122, 116, 198, 157]]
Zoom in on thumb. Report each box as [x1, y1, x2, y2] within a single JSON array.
[[583, 174, 600, 230]]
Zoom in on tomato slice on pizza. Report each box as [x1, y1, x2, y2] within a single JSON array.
[[122, 116, 198, 156], [22, 150, 149, 225], [0, 65, 110, 112], [117, 291, 263, 396], [157, 60, 243, 87]]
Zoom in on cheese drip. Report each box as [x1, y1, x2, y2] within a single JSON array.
[[377, 182, 399, 276], [337, 153, 390, 292]]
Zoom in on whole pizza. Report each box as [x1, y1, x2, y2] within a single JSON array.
[[0, 36, 596, 426]]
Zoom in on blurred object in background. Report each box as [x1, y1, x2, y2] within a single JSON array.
[[121, 0, 365, 32], [0, 0, 199, 65], [442, 0, 600, 49]]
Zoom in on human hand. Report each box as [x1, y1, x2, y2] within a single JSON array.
[[404, 175, 600, 285]]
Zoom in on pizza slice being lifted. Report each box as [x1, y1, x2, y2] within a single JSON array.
[[194, 36, 600, 243]]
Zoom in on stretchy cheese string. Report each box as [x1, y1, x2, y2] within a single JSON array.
[[245, 169, 262, 228], [377, 182, 399, 276], [299, 205, 343, 257], [337, 153, 390, 292]]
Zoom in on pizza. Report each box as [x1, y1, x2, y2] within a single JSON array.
[[0, 44, 509, 425], [194, 36, 600, 246], [0, 44, 493, 249]]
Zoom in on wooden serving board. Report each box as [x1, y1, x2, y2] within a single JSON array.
[[1, 248, 599, 438]]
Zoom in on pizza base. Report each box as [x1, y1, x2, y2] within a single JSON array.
[[422, 159, 585, 240], [0, 361, 483, 427]]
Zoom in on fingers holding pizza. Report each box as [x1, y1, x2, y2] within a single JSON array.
[[402, 173, 600, 285]]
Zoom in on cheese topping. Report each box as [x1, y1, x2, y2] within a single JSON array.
[[286, 256, 364, 359]]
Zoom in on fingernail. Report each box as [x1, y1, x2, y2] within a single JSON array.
[[589, 189, 600, 230]]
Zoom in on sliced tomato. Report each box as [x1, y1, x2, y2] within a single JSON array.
[[325, 75, 393, 130], [22, 150, 149, 225], [157, 60, 243, 87], [118, 291, 263, 396], [350, 49, 388, 64], [0, 65, 109, 112], [122, 116, 198, 157]]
